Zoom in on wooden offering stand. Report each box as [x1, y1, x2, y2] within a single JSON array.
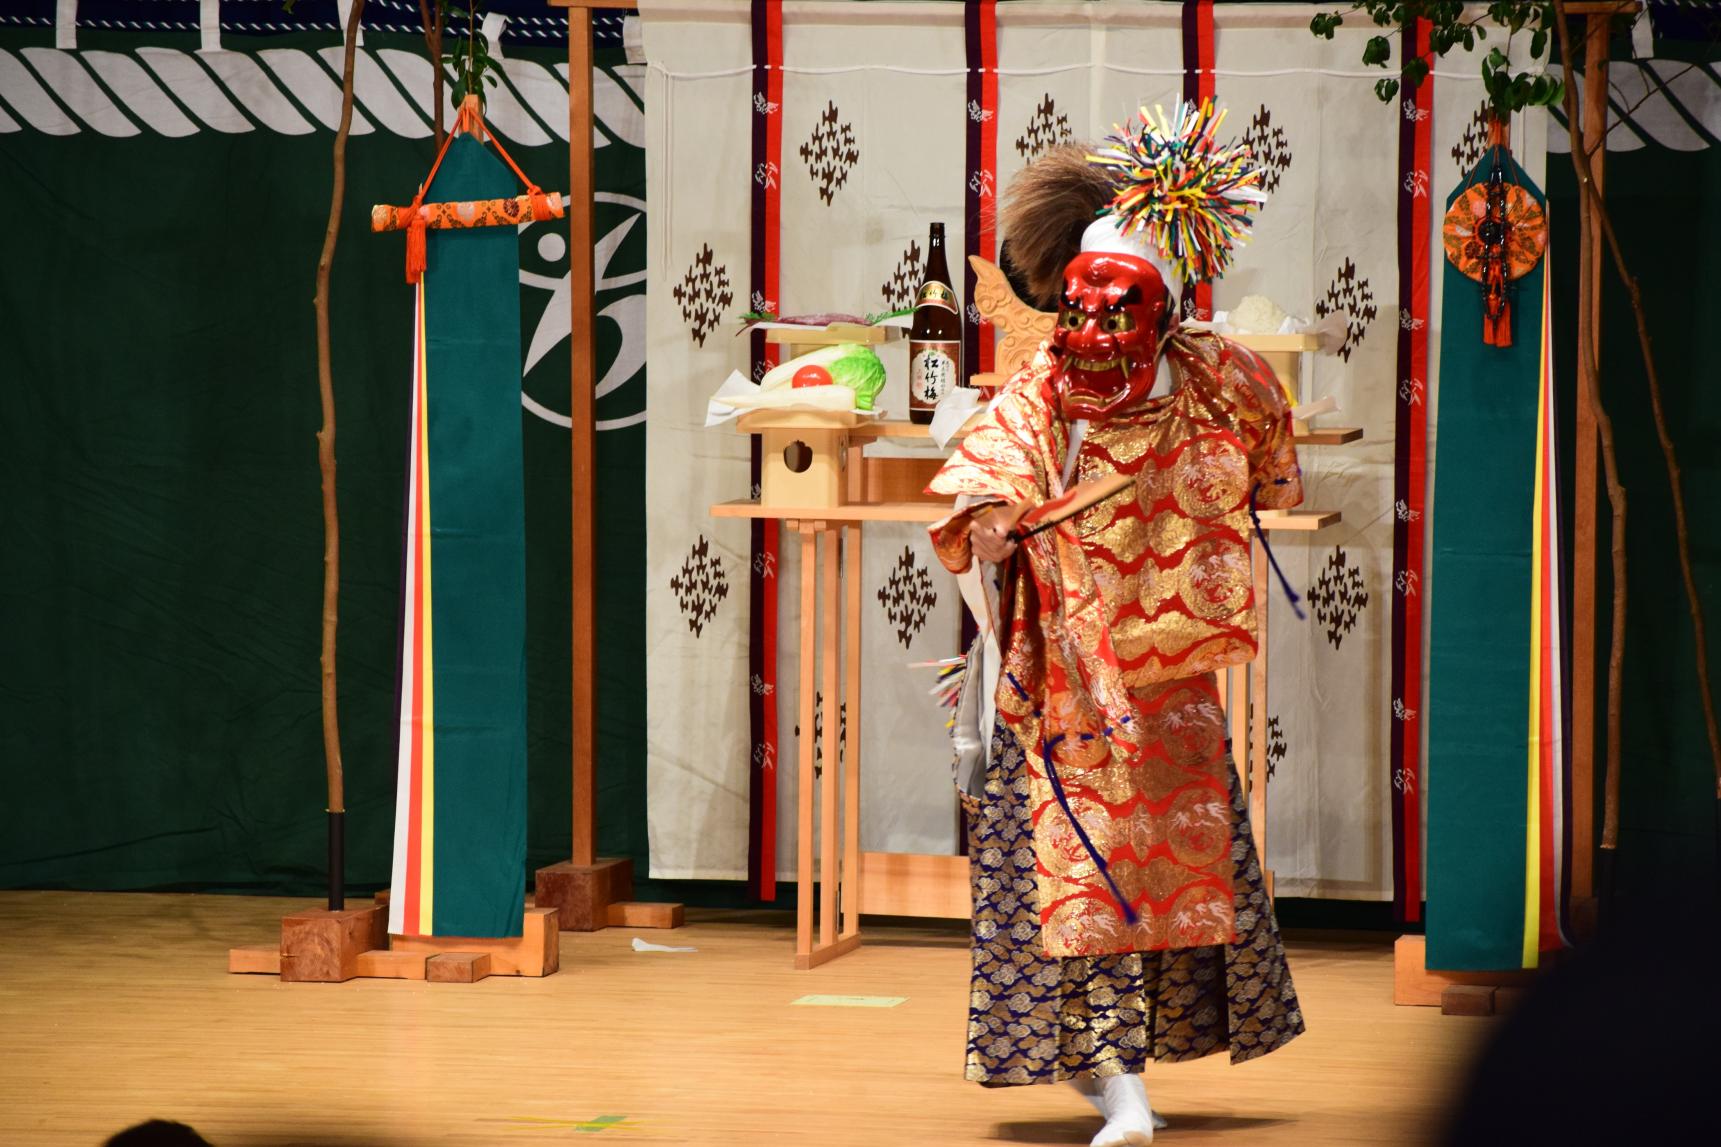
[[712, 294, 1360, 966], [228, 896, 560, 984]]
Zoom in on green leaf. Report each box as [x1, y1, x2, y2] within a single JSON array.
[[1531, 27, 1548, 60], [1363, 35, 1392, 67], [1375, 76, 1401, 102], [1404, 56, 1430, 88], [1486, 46, 1508, 70]]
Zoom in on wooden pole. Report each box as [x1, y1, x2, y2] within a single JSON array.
[[533, 1, 678, 933], [1568, 6, 1613, 907], [314, 0, 368, 912], [567, 3, 597, 869]]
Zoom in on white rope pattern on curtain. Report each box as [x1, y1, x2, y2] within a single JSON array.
[[647, 62, 1540, 82]]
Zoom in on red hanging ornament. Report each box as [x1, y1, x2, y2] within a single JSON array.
[[1442, 118, 1547, 348]]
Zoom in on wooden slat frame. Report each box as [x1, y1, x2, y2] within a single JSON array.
[[841, 526, 863, 940], [795, 524, 818, 965]]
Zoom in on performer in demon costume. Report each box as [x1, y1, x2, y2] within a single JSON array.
[[929, 105, 1305, 1147]]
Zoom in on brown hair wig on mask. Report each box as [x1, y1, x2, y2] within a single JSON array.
[[998, 142, 1118, 310]]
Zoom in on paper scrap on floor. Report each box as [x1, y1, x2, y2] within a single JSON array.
[[632, 937, 697, 953], [791, 994, 907, 1008]]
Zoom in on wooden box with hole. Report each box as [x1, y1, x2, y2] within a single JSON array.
[[739, 408, 858, 510]]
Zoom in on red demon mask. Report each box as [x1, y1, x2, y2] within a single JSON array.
[[1049, 251, 1170, 420]]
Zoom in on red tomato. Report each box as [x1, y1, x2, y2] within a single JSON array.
[[792, 364, 833, 388]]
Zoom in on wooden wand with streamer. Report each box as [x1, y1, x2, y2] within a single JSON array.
[[973, 472, 1136, 644]]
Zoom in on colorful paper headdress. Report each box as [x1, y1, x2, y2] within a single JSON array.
[[1088, 100, 1266, 285]]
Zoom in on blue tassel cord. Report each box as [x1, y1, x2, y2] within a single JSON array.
[[1039, 729, 1139, 925], [1248, 480, 1307, 620]]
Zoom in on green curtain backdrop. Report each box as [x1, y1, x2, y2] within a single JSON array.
[[0, 25, 647, 894], [1549, 88, 1721, 907]]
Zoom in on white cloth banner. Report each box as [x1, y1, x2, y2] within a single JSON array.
[[642, 0, 1546, 898]]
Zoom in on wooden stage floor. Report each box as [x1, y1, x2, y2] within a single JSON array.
[[0, 892, 1487, 1145]]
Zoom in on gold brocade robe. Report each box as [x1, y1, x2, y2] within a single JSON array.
[[928, 332, 1303, 958]]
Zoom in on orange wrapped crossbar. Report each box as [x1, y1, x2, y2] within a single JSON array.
[[371, 194, 566, 234], [372, 97, 566, 283]]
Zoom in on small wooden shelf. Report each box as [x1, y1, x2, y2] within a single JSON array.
[[711, 499, 948, 523], [734, 415, 1358, 446], [711, 499, 1342, 531], [1256, 509, 1342, 531], [1296, 426, 1364, 446], [763, 322, 896, 348]]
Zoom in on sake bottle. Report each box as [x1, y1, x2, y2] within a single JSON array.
[[908, 222, 962, 425]]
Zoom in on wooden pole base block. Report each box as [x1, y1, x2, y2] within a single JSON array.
[[1492, 986, 1529, 1013], [426, 952, 492, 983], [533, 857, 633, 931], [606, 901, 685, 929], [227, 944, 281, 975], [279, 904, 388, 983], [1393, 935, 1536, 1006], [1440, 985, 1497, 1016], [389, 907, 560, 977], [355, 949, 430, 980]]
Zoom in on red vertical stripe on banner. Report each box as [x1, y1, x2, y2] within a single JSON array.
[[1407, 50, 1431, 918], [404, 371, 427, 938], [979, 1, 997, 374], [964, 2, 999, 379], [1538, 473, 1560, 950], [1390, 20, 1433, 922], [747, 0, 784, 902], [1181, 1, 1216, 320]]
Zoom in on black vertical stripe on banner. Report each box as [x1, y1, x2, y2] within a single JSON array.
[[1180, 2, 1201, 104], [1177, 1, 1202, 321], [1389, 81, 1415, 924], [745, 0, 769, 901], [963, 2, 983, 379]]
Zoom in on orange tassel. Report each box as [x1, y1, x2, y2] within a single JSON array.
[[405, 212, 427, 284], [1484, 302, 1511, 347]]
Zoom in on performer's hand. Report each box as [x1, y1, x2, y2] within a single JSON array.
[[971, 505, 1020, 564]]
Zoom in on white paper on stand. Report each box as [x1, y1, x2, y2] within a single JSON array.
[[706, 370, 896, 427], [1291, 395, 1340, 422], [705, 370, 761, 427], [929, 386, 990, 449]]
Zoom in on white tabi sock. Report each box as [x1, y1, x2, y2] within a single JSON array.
[[1068, 1075, 1166, 1139], [1088, 1072, 1158, 1146]]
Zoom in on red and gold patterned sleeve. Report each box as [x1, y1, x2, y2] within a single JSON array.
[[1224, 342, 1304, 510], [924, 363, 1059, 573]]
